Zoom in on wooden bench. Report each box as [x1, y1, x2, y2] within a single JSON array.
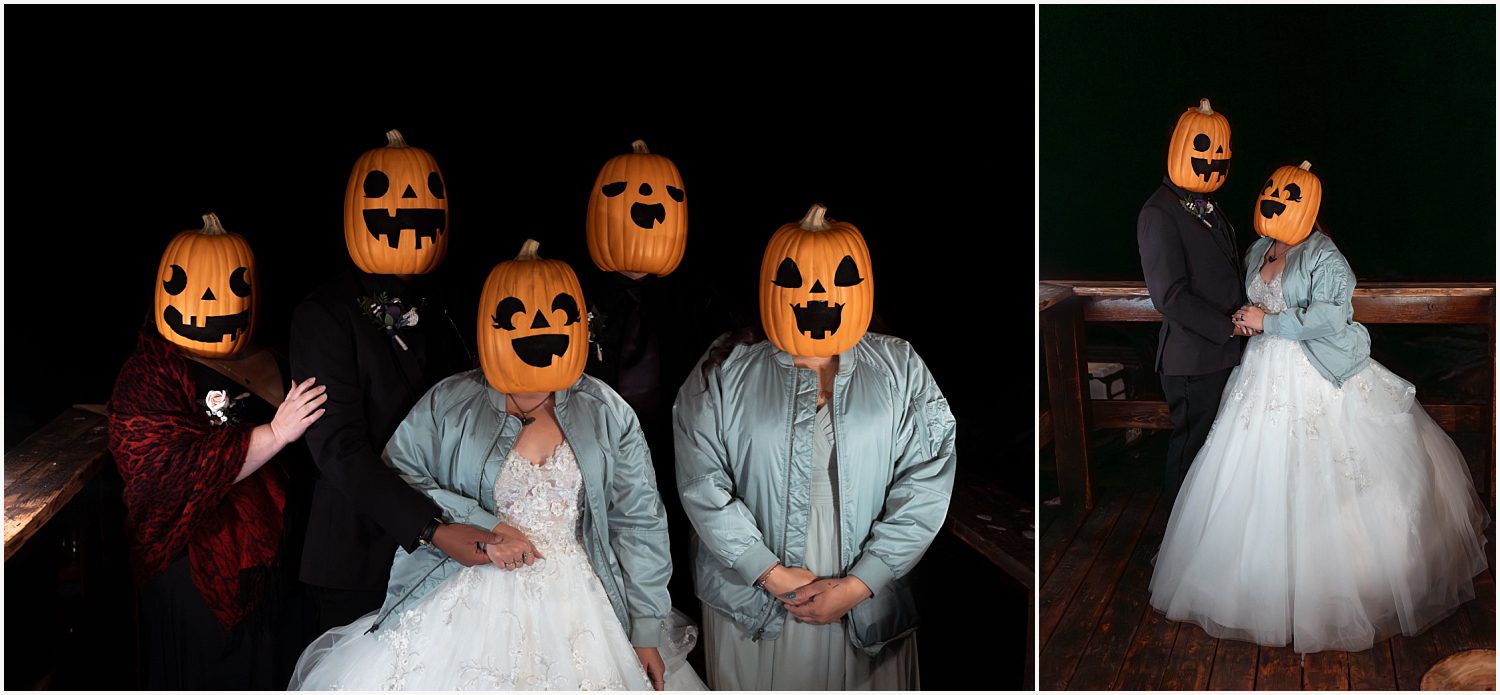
[[6, 406, 111, 561]]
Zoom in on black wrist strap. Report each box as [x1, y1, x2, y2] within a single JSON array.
[[417, 516, 442, 546]]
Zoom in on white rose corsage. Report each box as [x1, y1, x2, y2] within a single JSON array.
[[205, 389, 250, 426]]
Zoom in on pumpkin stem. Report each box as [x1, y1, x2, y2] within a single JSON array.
[[631, 139, 650, 154], [200, 213, 227, 235], [385, 129, 409, 148], [516, 239, 542, 261], [799, 204, 831, 232], [1299, 160, 1312, 171], [1197, 98, 1214, 115]]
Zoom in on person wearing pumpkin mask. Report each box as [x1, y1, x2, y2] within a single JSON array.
[[1137, 98, 1252, 500], [108, 214, 329, 689], [674, 205, 956, 690], [290, 241, 705, 690], [290, 130, 483, 637], [1148, 162, 1490, 653]]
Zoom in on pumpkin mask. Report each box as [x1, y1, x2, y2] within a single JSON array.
[[1254, 160, 1322, 246], [586, 139, 687, 277], [343, 129, 449, 275], [478, 240, 589, 393], [154, 213, 257, 358], [1167, 98, 1232, 193], [759, 204, 874, 357]]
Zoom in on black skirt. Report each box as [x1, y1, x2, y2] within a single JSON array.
[[140, 554, 308, 690]]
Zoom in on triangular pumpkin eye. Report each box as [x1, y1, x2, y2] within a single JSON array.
[[492, 296, 526, 330], [834, 255, 864, 287], [601, 181, 627, 197], [773, 257, 803, 288], [666, 185, 685, 202]]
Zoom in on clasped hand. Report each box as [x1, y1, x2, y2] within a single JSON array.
[[1232, 305, 1265, 335], [760, 565, 872, 625]]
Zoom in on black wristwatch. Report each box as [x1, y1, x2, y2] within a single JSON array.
[[416, 516, 443, 548]]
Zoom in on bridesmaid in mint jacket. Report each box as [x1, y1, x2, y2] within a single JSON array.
[[674, 205, 957, 690]]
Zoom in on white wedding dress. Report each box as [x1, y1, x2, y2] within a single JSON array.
[[1149, 270, 1491, 653], [290, 441, 706, 690]]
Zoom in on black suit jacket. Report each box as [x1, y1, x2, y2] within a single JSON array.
[[1137, 177, 1247, 376], [290, 268, 472, 591]]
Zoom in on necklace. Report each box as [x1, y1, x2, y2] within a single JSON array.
[[1267, 242, 1287, 264], [507, 394, 552, 427]]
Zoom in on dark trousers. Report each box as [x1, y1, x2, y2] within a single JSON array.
[[310, 585, 386, 634], [1160, 368, 1234, 499]]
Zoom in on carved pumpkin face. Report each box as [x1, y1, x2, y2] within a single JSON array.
[[343, 129, 448, 275], [1254, 161, 1322, 246], [154, 213, 257, 358], [586, 139, 687, 277], [759, 204, 874, 357], [1167, 98, 1232, 193], [478, 240, 588, 393]]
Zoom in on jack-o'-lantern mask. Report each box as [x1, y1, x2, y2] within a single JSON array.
[[154, 213, 257, 358], [1254, 161, 1322, 246], [586, 139, 687, 277], [759, 204, 874, 357], [478, 240, 588, 393], [344, 129, 448, 275], [1167, 98, 1232, 193]]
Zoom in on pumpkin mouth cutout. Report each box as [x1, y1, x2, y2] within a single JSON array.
[[1190, 157, 1231, 184], [363, 208, 446, 249], [790, 300, 844, 339], [162, 306, 250, 344], [1259, 199, 1287, 219], [629, 202, 667, 229], [511, 334, 571, 368]]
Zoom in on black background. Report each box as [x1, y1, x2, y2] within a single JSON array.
[[5, 12, 1035, 689], [6, 12, 1035, 490], [1040, 5, 1495, 281]]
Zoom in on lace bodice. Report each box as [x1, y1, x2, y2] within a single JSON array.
[[493, 441, 585, 555], [1247, 270, 1287, 315]]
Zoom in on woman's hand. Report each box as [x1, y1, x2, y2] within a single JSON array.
[[485, 523, 543, 570], [759, 564, 817, 599], [635, 647, 666, 690], [269, 378, 328, 447], [783, 576, 872, 625], [1233, 305, 1266, 333]]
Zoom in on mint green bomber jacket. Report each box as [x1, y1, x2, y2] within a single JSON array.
[[373, 369, 672, 648], [673, 333, 957, 654], [1246, 231, 1371, 387]]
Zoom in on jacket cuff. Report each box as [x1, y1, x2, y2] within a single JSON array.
[[629, 617, 664, 648], [848, 554, 896, 597], [1262, 313, 1283, 337], [732, 543, 781, 586]]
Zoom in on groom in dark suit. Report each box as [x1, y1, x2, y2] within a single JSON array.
[[1138, 99, 1250, 499]]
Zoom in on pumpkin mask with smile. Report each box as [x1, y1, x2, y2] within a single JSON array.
[[154, 213, 257, 357], [343, 129, 449, 275], [759, 204, 874, 357], [478, 240, 589, 393]]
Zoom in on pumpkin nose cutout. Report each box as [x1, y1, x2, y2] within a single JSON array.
[[1270, 188, 1281, 199], [530, 310, 551, 329], [638, 183, 653, 196], [810, 280, 826, 294], [402, 184, 418, 199], [1216, 145, 1224, 154], [201, 288, 217, 301]]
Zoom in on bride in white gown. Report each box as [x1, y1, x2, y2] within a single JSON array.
[[1148, 168, 1490, 654], [292, 243, 705, 690]]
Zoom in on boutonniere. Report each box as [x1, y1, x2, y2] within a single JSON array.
[[357, 292, 424, 351], [1178, 196, 1215, 229], [586, 303, 607, 361], [204, 389, 251, 426]]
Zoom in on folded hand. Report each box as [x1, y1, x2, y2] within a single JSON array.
[[783, 576, 872, 625]]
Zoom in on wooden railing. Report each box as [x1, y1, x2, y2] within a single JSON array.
[[5, 406, 111, 560], [1040, 281, 1496, 510]]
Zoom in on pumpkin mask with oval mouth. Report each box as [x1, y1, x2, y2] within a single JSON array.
[[587, 140, 688, 277], [478, 240, 589, 393]]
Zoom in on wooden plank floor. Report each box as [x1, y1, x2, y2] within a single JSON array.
[[1041, 432, 1496, 691]]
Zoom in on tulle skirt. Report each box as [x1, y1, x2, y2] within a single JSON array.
[[290, 548, 705, 690], [1148, 334, 1490, 653]]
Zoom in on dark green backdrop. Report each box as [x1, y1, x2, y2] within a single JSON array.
[[1041, 5, 1495, 281]]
